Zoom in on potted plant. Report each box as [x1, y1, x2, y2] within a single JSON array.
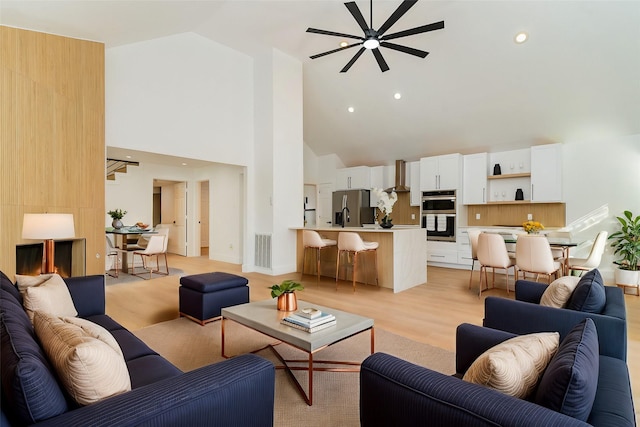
[[373, 188, 398, 228], [608, 210, 640, 287], [269, 279, 304, 311], [108, 209, 127, 229]]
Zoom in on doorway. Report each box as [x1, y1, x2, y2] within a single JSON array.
[[198, 180, 210, 257], [153, 179, 187, 256]]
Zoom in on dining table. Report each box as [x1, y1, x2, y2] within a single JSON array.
[[502, 234, 581, 276], [106, 227, 157, 272]]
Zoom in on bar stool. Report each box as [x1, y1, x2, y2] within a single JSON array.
[[302, 230, 337, 283], [336, 232, 379, 292]]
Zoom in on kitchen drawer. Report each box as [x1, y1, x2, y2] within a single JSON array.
[[458, 252, 474, 266], [426, 250, 458, 264]]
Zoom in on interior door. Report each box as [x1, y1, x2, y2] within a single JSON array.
[[171, 182, 187, 256]]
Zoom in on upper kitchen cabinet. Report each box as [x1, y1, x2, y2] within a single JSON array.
[[407, 161, 421, 206], [462, 153, 488, 204], [336, 166, 370, 190], [531, 143, 562, 202], [420, 154, 461, 191]]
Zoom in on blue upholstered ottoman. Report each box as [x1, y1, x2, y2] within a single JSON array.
[[179, 272, 249, 325]]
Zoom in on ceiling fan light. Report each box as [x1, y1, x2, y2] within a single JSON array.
[[363, 38, 380, 50]]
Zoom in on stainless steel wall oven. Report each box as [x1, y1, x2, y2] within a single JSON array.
[[422, 190, 456, 242]]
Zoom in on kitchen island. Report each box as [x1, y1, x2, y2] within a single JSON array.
[[294, 226, 426, 293]]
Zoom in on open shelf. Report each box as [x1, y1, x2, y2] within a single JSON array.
[[487, 172, 531, 180]]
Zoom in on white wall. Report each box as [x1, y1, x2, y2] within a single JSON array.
[[562, 134, 640, 281], [106, 32, 253, 167]]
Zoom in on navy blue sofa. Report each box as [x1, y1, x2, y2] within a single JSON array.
[[1, 271, 275, 426], [360, 323, 636, 426], [484, 279, 627, 360]]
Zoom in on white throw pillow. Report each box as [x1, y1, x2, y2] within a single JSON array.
[[16, 274, 78, 321], [33, 312, 131, 406], [540, 276, 581, 308], [463, 332, 560, 399]]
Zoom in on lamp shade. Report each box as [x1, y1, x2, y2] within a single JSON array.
[[22, 214, 75, 240]]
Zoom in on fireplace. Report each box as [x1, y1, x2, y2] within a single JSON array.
[[16, 239, 86, 278]]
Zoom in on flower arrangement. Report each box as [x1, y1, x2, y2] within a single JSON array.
[[107, 209, 127, 220], [372, 188, 398, 226], [523, 220, 544, 234]]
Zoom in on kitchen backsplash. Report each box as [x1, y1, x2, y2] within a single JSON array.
[[466, 203, 566, 227]]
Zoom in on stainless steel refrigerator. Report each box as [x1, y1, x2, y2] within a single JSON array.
[[332, 189, 374, 227]]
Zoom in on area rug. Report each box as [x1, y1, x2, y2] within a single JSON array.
[[133, 317, 455, 427], [105, 268, 184, 285]]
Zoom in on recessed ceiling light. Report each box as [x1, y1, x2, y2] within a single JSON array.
[[125, 155, 132, 159], [394, 93, 402, 100], [348, 107, 355, 113], [514, 32, 528, 44], [339, 41, 348, 48], [181, 162, 187, 166]]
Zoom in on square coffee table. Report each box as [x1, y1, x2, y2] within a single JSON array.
[[221, 299, 374, 405]]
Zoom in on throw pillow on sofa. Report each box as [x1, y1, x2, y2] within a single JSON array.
[[535, 318, 599, 421], [540, 276, 580, 308], [33, 311, 131, 406], [463, 331, 559, 399], [15, 274, 78, 321], [566, 269, 606, 313]]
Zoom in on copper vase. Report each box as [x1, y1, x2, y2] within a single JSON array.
[[277, 292, 298, 311]]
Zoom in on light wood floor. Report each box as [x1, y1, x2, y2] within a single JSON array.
[[106, 253, 639, 411]]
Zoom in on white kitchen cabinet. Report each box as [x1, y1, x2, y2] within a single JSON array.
[[407, 161, 421, 206], [462, 153, 488, 204], [420, 154, 461, 191], [426, 241, 458, 264], [531, 143, 562, 202], [336, 166, 370, 190]]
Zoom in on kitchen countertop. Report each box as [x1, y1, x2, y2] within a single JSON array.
[[293, 225, 421, 233]]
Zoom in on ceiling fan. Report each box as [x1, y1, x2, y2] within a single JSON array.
[[307, 0, 444, 73]]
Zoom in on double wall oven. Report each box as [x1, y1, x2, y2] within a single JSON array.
[[421, 190, 456, 242]]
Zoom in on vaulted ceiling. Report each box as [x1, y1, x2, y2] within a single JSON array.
[[3, 1, 639, 166]]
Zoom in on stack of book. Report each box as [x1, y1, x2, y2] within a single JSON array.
[[281, 307, 336, 333]]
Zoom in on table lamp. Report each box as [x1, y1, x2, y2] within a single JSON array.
[[22, 213, 75, 274]]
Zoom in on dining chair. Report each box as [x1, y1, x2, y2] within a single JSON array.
[[336, 232, 379, 292], [515, 235, 562, 283], [476, 232, 516, 297], [105, 235, 120, 278], [568, 231, 608, 276], [302, 230, 337, 283], [131, 235, 169, 279], [466, 229, 482, 289]]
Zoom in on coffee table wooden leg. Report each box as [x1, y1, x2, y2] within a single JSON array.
[[370, 326, 375, 354], [308, 352, 313, 406]]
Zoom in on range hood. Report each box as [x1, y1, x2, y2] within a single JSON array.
[[386, 160, 410, 193]]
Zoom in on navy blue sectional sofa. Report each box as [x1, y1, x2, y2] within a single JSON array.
[[1, 271, 275, 426], [484, 278, 627, 360], [360, 323, 636, 426]]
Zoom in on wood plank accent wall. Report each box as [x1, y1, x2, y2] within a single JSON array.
[[466, 203, 566, 227], [0, 26, 105, 279], [376, 192, 420, 225]]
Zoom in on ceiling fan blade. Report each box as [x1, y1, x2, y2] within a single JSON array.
[[340, 47, 366, 73], [380, 41, 428, 58], [307, 27, 363, 40], [383, 21, 445, 41], [372, 48, 390, 72], [377, 0, 418, 36], [345, 2, 370, 33], [310, 42, 363, 59]]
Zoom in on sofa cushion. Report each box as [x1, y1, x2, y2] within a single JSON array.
[[540, 276, 580, 308], [126, 354, 182, 389], [16, 274, 78, 321], [463, 331, 559, 399], [0, 289, 68, 424], [567, 269, 606, 313], [535, 318, 599, 421], [33, 312, 131, 406], [0, 270, 22, 304]]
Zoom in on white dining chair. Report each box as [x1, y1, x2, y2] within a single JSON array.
[[466, 229, 482, 290], [302, 230, 337, 283], [336, 232, 379, 292], [477, 232, 516, 296], [568, 231, 608, 276], [515, 235, 562, 284], [131, 234, 169, 279], [105, 235, 120, 278]]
